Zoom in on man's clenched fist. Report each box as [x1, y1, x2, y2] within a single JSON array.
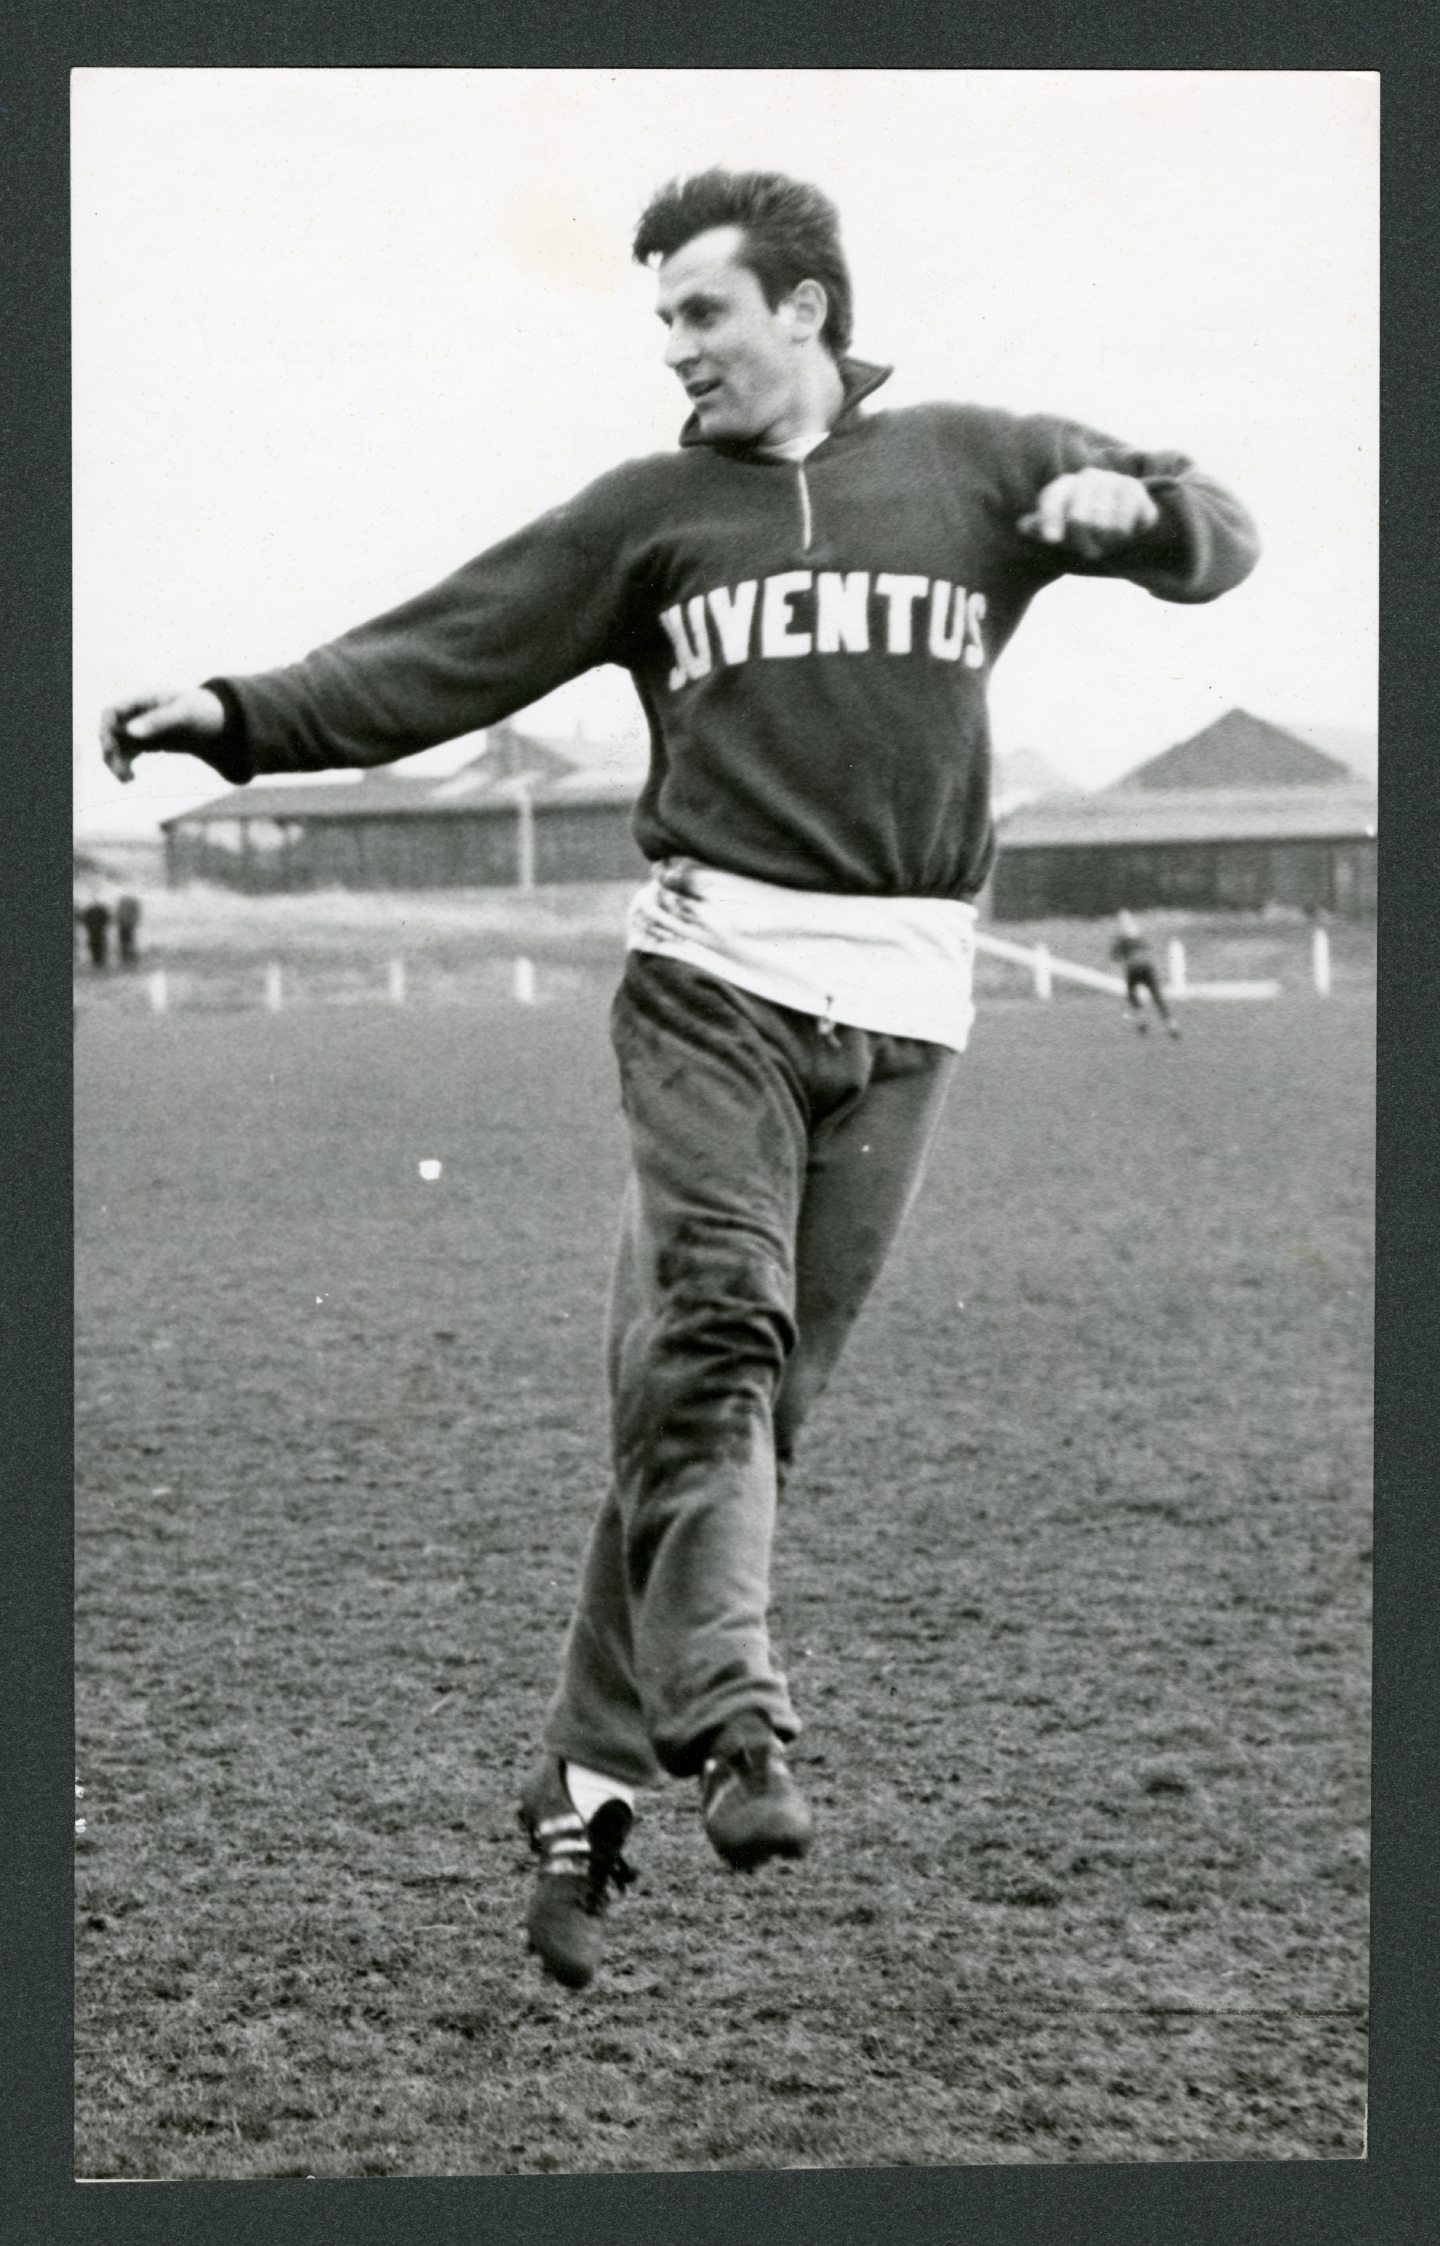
[[1017, 468, 1161, 558], [101, 687, 226, 783]]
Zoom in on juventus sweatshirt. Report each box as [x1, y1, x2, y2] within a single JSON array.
[[203, 360, 1259, 902]]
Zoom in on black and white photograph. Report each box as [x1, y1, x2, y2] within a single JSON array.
[[72, 67, 1376, 2179]]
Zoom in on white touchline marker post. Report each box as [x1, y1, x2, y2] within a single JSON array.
[[147, 969, 168, 1013], [1167, 938, 1187, 996], [264, 962, 283, 1012], [514, 783, 536, 895], [514, 956, 536, 1006], [388, 958, 406, 1004]]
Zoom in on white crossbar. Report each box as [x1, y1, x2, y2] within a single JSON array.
[[975, 933, 1125, 995], [974, 933, 1279, 1002]]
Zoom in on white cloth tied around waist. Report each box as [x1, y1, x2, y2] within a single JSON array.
[[626, 857, 978, 1054]]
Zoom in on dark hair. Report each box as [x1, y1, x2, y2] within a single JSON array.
[[632, 168, 853, 357]]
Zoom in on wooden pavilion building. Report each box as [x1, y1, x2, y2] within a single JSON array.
[[161, 723, 647, 893], [990, 711, 1377, 921]]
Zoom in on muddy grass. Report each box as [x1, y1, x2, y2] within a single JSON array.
[[74, 941, 1373, 2176]]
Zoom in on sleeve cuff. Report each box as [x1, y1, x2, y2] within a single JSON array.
[[1130, 490, 1189, 568], [197, 679, 257, 785]]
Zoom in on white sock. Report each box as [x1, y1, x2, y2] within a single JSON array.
[[563, 1760, 637, 1821]]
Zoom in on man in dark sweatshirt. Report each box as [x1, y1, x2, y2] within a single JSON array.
[[102, 168, 1259, 1990]]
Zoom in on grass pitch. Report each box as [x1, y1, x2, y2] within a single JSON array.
[[74, 933, 1373, 2175]]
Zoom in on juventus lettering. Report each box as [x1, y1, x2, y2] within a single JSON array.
[[660, 571, 988, 691]]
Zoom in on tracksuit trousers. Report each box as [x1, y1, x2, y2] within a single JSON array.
[[1125, 963, 1174, 1025], [541, 951, 956, 1786]]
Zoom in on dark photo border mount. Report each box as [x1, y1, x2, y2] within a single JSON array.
[[6, 10, 1435, 2245]]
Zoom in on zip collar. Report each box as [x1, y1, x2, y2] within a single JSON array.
[[678, 356, 893, 454]]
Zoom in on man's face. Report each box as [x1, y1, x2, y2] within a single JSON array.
[[654, 225, 812, 446]]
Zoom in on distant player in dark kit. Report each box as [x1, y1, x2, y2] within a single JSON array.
[[115, 893, 143, 967], [80, 898, 112, 970], [1110, 910, 1180, 1037], [101, 168, 1257, 1989]]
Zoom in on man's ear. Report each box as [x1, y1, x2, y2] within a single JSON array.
[[782, 277, 828, 343]]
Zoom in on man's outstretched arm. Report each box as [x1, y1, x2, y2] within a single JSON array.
[[99, 469, 642, 788]]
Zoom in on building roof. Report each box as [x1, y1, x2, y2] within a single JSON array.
[[162, 721, 643, 830], [998, 783, 1378, 850], [165, 778, 639, 827], [426, 723, 574, 796], [1120, 708, 1354, 790], [1284, 720, 1378, 781]]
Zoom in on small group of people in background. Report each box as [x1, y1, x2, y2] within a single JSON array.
[[75, 892, 142, 970]]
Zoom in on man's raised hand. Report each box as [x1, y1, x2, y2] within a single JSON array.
[[101, 687, 226, 783], [1017, 468, 1161, 558]]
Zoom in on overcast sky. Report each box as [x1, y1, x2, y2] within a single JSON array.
[[72, 68, 1377, 837]]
